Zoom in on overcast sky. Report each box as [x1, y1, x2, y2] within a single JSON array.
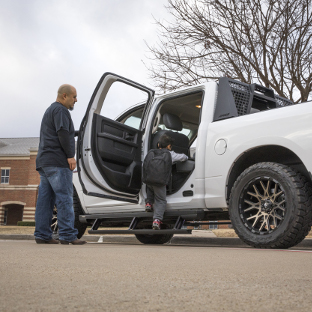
[[0, 0, 170, 138]]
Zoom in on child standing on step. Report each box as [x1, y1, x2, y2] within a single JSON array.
[[143, 134, 188, 230]]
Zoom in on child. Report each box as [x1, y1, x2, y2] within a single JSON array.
[[144, 134, 188, 230]]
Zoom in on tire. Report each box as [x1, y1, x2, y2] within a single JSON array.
[[51, 188, 87, 240], [135, 233, 173, 244], [229, 162, 312, 249], [73, 188, 87, 239]]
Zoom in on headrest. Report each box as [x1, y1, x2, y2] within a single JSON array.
[[163, 113, 183, 131]]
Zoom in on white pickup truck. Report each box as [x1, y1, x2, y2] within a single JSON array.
[[71, 72, 312, 249]]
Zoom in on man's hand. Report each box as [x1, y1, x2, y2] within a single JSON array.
[[67, 157, 76, 171]]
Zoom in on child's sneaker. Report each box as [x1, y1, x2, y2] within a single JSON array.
[[153, 219, 162, 230], [145, 202, 153, 212]]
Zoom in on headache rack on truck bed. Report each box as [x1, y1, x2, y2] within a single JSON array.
[[213, 77, 295, 121]]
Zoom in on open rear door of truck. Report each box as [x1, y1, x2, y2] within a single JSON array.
[[77, 73, 154, 203]]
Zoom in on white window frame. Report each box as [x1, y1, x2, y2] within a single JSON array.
[[1, 168, 10, 184]]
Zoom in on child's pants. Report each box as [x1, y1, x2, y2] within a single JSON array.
[[146, 184, 167, 221]]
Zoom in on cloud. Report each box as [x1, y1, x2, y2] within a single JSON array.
[[0, 0, 169, 138]]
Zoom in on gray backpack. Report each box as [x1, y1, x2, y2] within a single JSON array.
[[142, 149, 172, 186]]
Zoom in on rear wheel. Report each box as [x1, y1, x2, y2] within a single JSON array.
[[229, 162, 312, 249], [135, 233, 173, 244], [135, 223, 173, 244]]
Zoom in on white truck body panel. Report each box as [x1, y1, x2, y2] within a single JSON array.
[[204, 101, 312, 208]]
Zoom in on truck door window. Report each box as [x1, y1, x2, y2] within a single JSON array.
[[121, 107, 144, 130], [100, 81, 149, 121], [123, 115, 141, 129]]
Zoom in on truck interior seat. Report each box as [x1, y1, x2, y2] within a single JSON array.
[[151, 113, 189, 155]]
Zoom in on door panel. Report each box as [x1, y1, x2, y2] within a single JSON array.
[[78, 72, 154, 202], [92, 114, 142, 193]]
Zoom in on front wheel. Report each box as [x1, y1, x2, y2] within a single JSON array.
[[229, 162, 312, 249], [51, 206, 58, 240], [73, 188, 87, 239], [51, 188, 87, 240]]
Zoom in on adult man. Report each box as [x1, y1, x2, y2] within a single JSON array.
[[34, 84, 86, 245]]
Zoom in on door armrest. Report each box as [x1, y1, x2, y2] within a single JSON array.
[[176, 160, 195, 173]]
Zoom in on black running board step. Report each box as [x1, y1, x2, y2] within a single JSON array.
[[88, 229, 192, 235], [79, 209, 206, 223]]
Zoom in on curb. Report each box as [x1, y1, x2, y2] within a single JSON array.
[[0, 229, 217, 243], [0, 234, 36, 241], [0, 234, 250, 247], [0, 234, 136, 243], [1, 234, 311, 248]]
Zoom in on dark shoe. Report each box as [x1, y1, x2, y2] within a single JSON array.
[[152, 219, 162, 230], [35, 238, 59, 244], [60, 239, 87, 245], [145, 202, 153, 212]]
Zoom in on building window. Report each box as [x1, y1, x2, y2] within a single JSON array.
[[209, 221, 218, 230], [1, 169, 10, 184]]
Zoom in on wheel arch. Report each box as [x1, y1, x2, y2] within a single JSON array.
[[226, 145, 310, 202]]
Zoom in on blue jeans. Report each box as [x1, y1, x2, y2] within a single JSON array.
[[34, 167, 78, 241]]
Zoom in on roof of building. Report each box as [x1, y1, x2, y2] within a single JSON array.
[[0, 138, 39, 156]]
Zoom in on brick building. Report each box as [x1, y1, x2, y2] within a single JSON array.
[[0, 138, 39, 225]]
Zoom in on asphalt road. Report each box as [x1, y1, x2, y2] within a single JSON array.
[[1, 239, 312, 312]]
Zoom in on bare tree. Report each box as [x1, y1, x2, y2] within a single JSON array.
[[146, 0, 312, 102]]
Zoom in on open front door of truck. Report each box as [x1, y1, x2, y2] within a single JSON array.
[[77, 73, 154, 203]]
